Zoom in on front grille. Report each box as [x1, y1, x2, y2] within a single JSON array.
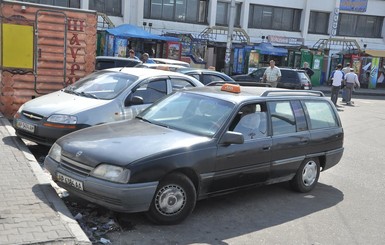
[[22, 111, 44, 121], [60, 155, 94, 176]]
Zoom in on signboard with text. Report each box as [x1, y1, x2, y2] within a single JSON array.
[[340, 0, 368, 12]]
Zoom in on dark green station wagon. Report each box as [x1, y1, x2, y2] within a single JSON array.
[[44, 84, 344, 225]]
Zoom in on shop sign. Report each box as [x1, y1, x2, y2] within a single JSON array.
[[340, 0, 368, 12], [267, 35, 303, 46], [66, 18, 85, 86]]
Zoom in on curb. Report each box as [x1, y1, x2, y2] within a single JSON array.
[[0, 114, 91, 245]]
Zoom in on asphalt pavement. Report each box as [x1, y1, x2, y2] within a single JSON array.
[[0, 85, 383, 245]]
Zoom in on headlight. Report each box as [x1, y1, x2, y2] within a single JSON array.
[[48, 143, 62, 162], [47, 114, 77, 124], [91, 164, 130, 183]]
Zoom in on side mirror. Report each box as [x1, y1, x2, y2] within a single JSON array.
[[126, 96, 144, 106], [220, 131, 244, 145]]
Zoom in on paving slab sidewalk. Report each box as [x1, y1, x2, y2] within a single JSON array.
[[0, 113, 90, 245]]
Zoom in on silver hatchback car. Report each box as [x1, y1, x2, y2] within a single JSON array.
[[13, 68, 203, 146]]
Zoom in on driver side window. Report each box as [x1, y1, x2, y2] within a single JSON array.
[[130, 79, 167, 104], [231, 103, 267, 140]]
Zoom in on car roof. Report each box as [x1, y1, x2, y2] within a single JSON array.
[[176, 68, 234, 79], [96, 56, 140, 62], [136, 63, 186, 71], [105, 67, 203, 83], [183, 85, 325, 104], [152, 58, 190, 67]]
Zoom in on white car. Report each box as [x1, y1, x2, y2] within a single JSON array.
[[13, 68, 203, 146]]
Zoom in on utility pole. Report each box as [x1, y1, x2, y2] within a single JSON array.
[[224, 0, 235, 75]]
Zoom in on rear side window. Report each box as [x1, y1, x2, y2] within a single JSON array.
[[303, 101, 338, 129], [268, 101, 296, 135], [281, 70, 298, 83], [170, 78, 195, 91]]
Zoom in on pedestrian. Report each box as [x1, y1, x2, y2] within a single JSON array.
[[344, 67, 360, 105], [128, 49, 140, 60], [301, 62, 314, 78], [141, 52, 155, 63], [341, 63, 351, 102], [263, 60, 281, 88], [329, 64, 344, 107]]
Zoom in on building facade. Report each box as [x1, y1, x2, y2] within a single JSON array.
[[11, 0, 385, 81]]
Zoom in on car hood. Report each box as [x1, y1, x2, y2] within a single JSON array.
[[58, 119, 211, 167], [21, 90, 111, 116]]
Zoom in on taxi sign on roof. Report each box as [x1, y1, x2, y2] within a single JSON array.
[[221, 83, 241, 93]]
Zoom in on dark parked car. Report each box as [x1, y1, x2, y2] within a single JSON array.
[[95, 56, 142, 70], [44, 84, 344, 225], [233, 67, 312, 90], [175, 67, 236, 85]]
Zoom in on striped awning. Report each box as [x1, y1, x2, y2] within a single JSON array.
[[365, 49, 385, 58]]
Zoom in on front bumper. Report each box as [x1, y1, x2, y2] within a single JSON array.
[[44, 156, 158, 213]]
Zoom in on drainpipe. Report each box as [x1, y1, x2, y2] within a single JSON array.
[[224, 0, 235, 75]]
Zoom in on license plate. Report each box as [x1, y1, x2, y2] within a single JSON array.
[[57, 173, 84, 191], [16, 120, 35, 133]]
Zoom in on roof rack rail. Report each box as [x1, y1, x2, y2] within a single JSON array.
[[261, 90, 325, 97]]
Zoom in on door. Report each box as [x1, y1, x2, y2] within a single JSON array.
[[211, 103, 272, 193], [268, 100, 310, 179], [35, 10, 67, 94]]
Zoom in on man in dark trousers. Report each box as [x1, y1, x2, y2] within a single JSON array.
[[329, 64, 344, 107]]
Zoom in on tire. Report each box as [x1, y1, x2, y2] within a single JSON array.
[[146, 173, 196, 225], [290, 158, 320, 193]]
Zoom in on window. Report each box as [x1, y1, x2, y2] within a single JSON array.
[[89, 0, 122, 17], [248, 4, 301, 31], [170, 78, 195, 91], [19, 0, 80, 8], [144, 0, 208, 24], [216, 1, 241, 27], [268, 101, 296, 135], [232, 104, 267, 140], [131, 79, 167, 104], [337, 13, 383, 38], [308, 11, 329, 34], [303, 101, 338, 129]]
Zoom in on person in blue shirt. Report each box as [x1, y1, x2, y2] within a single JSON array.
[[141, 52, 155, 63]]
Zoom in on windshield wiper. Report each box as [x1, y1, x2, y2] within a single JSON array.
[[79, 92, 98, 99], [136, 116, 152, 124]]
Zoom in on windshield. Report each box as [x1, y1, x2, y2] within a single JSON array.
[[139, 92, 235, 137], [64, 71, 138, 99]]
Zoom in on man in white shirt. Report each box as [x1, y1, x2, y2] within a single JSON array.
[[344, 68, 360, 105], [330, 64, 344, 106], [263, 60, 281, 88]]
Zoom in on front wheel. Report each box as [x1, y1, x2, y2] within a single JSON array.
[[290, 158, 320, 193], [146, 173, 196, 225]]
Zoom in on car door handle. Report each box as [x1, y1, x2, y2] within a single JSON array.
[[300, 139, 309, 144], [262, 145, 270, 151]]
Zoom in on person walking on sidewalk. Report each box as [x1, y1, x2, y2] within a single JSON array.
[[344, 67, 360, 105], [341, 63, 351, 102], [263, 60, 281, 88], [329, 64, 344, 106]]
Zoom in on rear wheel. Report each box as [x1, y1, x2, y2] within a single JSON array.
[[290, 158, 320, 193], [146, 173, 196, 225]]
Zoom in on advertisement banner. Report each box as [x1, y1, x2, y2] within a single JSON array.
[[369, 57, 379, 89], [340, 0, 368, 12], [113, 37, 128, 57]]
